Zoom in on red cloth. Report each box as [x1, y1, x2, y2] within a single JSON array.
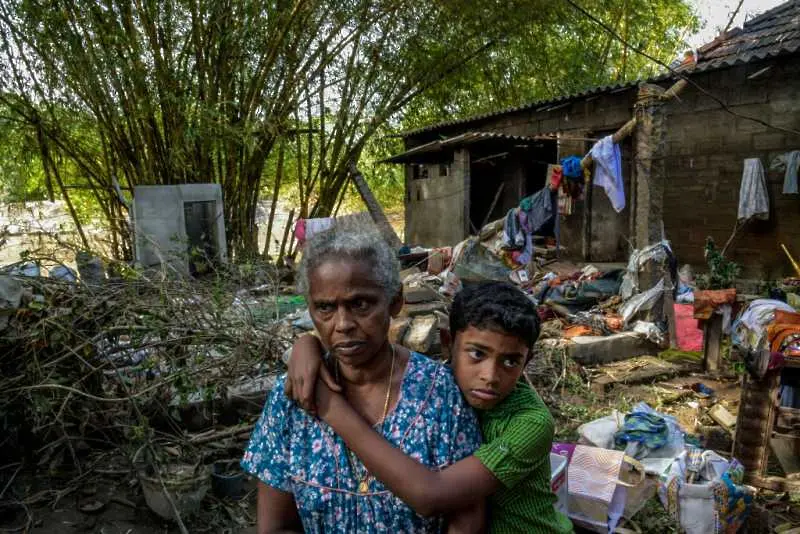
[[675, 303, 703, 352], [548, 164, 563, 191]]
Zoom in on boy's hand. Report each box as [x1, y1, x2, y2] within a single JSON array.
[[285, 334, 341, 414], [314, 376, 348, 424]]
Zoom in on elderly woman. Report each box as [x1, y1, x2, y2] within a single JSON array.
[[242, 224, 483, 534]]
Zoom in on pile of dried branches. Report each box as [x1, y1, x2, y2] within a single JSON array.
[[0, 257, 295, 478]]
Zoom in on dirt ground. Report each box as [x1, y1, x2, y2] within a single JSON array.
[[4, 352, 799, 533]]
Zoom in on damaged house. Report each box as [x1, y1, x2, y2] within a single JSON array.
[[390, 0, 800, 278]]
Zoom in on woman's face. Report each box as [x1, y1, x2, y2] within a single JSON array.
[[307, 257, 401, 368]]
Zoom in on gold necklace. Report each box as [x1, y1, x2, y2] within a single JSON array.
[[340, 344, 396, 494]]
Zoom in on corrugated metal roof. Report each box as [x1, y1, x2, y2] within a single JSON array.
[[399, 0, 800, 138], [382, 131, 548, 163]]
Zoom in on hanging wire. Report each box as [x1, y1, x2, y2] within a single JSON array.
[[563, 0, 800, 137]]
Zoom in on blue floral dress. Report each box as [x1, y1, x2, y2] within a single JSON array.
[[242, 351, 482, 533]]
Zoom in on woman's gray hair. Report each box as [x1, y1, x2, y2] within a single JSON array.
[[296, 219, 401, 299]]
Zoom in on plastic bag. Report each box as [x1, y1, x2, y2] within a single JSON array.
[[579, 404, 685, 475], [627, 402, 686, 475], [452, 239, 510, 283], [620, 279, 664, 325], [567, 445, 649, 533], [578, 411, 624, 449]]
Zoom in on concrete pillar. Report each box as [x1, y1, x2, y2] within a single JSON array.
[[453, 149, 471, 237], [633, 84, 676, 346], [633, 83, 667, 249]]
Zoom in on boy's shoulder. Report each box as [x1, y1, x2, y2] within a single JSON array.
[[489, 381, 552, 423]]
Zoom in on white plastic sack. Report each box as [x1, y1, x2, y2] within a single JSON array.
[[658, 449, 754, 534]]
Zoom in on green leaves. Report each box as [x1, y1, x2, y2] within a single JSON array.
[[697, 237, 741, 290]]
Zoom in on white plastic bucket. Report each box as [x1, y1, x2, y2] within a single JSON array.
[[550, 452, 569, 516]]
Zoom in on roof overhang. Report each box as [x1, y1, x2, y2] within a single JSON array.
[[382, 131, 553, 164]]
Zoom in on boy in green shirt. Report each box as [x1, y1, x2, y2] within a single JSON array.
[[286, 281, 573, 533]]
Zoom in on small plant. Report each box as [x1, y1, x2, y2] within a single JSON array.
[[696, 237, 741, 290]]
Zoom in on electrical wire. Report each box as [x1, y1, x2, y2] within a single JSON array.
[[563, 0, 800, 137]]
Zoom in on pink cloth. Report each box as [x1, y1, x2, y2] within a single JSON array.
[[675, 303, 703, 352], [294, 219, 306, 242]]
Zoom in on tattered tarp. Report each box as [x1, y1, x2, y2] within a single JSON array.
[[452, 239, 511, 283]]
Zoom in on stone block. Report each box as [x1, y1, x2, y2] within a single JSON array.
[[566, 332, 660, 366], [403, 314, 438, 354], [389, 317, 412, 345], [400, 266, 421, 282], [404, 282, 439, 304], [399, 301, 447, 317]]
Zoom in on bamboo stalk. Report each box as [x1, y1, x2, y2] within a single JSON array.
[[278, 209, 296, 263], [262, 138, 286, 258]]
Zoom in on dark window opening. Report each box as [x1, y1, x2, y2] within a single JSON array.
[[184, 200, 218, 276], [439, 164, 449, 177]]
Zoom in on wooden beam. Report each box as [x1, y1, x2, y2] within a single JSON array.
[[480, 183, 505, 230], [703, 314, 724, 373], [349, 162, 402, 249]]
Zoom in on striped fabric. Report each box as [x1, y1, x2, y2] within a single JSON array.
[[474, 382, 574, 534]]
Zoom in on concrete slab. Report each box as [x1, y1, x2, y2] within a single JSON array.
[[567, 332, 660, 366]]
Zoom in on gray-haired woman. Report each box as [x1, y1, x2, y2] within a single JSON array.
[[242, 223, 483, 533]]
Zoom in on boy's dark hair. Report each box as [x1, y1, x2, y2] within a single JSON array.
[[449, 281, 541, 351]]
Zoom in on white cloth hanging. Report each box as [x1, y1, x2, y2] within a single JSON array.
[[784, 150, 799, 194], [589, 135, 625, 213], [738, 158, 769, 221]]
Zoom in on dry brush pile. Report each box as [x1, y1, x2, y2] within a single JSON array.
[[0, 259, 295, 479]]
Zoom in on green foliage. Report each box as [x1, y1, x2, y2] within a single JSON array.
[[0, 0, 699, 259], [400, 0, 700, 130], [697, 237, 741, 290]]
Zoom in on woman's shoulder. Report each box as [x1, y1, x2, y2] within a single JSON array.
[[263, 374, 309, 420], [403, 351, 462, 400], [406, 351, 455, 381]]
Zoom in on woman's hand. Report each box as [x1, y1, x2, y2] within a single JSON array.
[[285, 334, 341, 414]]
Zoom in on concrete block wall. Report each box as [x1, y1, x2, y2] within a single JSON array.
[[403, 55, 800, 277], [406, 89, 638, 261], [405, 150, 467, 246], [663, 57, 800, 278]]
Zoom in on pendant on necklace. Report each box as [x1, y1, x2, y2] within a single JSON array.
[[358, 479, 369, 493]]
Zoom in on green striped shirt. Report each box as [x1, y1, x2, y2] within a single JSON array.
[[474, 382, 573, 534]]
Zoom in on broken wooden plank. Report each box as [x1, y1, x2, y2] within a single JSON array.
[[349, 162, 402, 249], [589, 356, 689, 396], [703, 314, 724, 373], [770, 434, 800, 476]]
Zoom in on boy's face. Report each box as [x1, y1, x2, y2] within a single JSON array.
[[450, 325, 529, 410]]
